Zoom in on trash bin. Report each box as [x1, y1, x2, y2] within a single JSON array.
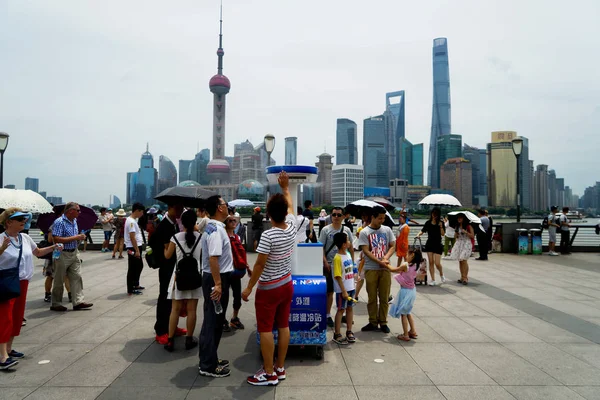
[[529, 229, 542, 255], [516, 229, 529, 254]]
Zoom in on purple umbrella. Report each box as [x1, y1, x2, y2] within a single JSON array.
[[37, 204, 98, 233]]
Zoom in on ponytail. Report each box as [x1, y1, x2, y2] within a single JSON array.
[[181, 209, 197, 247]]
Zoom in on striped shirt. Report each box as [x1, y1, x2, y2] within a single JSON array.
[[51, 215, 80, 250], [257, 214, 298, 290]]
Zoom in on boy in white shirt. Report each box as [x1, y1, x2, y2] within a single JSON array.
[[332, 232, 356, 345]]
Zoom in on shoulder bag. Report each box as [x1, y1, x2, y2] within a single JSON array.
[[0, 234, 23, 302]]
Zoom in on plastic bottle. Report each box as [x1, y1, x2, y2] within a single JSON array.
[[211, 287, 223, 314], [146, 246, 153, 255], [52, 246, 61, 260]]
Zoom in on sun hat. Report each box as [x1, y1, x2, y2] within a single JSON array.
[[147, 207, 158, 214], [107, 208, 113, 211], [115, 209, 127, 217]]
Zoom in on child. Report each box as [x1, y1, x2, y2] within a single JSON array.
[[332, 232, 356, 345], [386, 248, 423, 341]]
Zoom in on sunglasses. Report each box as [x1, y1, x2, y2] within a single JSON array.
[[11, 217, 27, 222], [226, 219, 237, 223], [331, 213, 343, 217]]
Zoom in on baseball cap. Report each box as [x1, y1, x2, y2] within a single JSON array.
[[254, 207, 261, 212]]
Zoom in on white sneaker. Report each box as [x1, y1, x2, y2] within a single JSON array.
[[441, 276, 446, 284], [428, 280, 437, 286], [550, 251, 559, 256]]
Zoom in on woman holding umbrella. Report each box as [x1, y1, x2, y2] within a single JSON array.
[[451, 214, 475, 285], [416, 207, 446, 286]]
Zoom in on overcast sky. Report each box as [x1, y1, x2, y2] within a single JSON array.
[[1, 0, 599, 205]]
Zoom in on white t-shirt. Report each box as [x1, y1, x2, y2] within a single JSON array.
[[99, 214, 113, 231], [444, 220, 455, 238], [332, 252, 355, 293], [200, 219, 234, 274], [124, 217, 142, 248], [256, 214, 298, 289], [170, 232, 202, 268], [295, 215, 309, 243], [0, 233, 37, 281]]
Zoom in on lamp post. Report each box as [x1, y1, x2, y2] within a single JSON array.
[[0, 132, 9, 188], [264, 134, 275, 202], [512, 137, 523, 223]]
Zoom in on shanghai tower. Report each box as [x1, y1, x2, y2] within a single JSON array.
[[427, 38, 451, 188], [206, 6, 231, 184]]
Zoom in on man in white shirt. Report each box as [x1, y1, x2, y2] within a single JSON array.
[[98, 207, 114, 253], [124, 203, 145, 295], [198, 195, 234, 378]]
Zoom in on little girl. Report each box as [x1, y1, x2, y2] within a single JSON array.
[[386, 248, 423, 341]]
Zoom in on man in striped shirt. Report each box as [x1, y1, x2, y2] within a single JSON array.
[[242, 171, 297, 386], [50, 202, 93, 312]]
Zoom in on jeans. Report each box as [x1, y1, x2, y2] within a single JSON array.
[[154, 262, 175, 336], [199, 272, 231, 371], [443, 236, 455, 256], [560, 230, 571, 254], [365, 269, 391, 326], [126, 249, 144, 293]]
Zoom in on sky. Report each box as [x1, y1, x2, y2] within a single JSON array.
[[1, 0, 599, 205]]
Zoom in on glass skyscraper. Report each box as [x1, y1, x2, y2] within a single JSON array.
[[127, 145, 158, 206], [158, 155, 177, 193], [412, 143, 424, 186], [384, 91, 405, 179], [487, 131, 518, 207], [335, 119, 358, 165], [363, 115, 388, 188], [285, 137, 298, 165], [428, 38, 452, 188], [397, 138, 423, 186], [25, 177, 39, 193], [436, 134, 462, 188]]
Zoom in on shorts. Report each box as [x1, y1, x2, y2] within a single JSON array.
[[323, 266, 334, 293], [253, 229, 263, 242], [43, 259, 54, 277], [335, 289, 356, 310], [548, 229, 556, 243], [425, 240, 443, 255], [255, 281, 294, 333], [104, 230, 113, 241]]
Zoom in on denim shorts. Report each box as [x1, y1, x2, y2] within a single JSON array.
[[335, 289, 356, 310], [104, 230, 113, 241]]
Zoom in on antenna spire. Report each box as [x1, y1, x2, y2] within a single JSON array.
[[217, 1, 224, 75], [146, 142, 149, 153]]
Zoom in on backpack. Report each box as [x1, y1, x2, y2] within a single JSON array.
[[229, 234, 249, 278], [173, 235, 202, 291], [541, 216, 549, 229]]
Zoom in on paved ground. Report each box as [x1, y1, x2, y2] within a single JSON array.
[[2, 251, 600, 400]]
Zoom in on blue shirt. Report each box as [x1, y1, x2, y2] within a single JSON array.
[[52, 215, 80, 250]]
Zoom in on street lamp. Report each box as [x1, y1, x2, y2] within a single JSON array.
[[264, 134, 276, 203], [0, 132, 9, 188], [512, 137, 523, 223]]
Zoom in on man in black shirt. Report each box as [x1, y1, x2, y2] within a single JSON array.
[[150, 203, 183, 345], [303, 200, 316, 243]]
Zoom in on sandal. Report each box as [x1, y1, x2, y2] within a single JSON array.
[[462, 280, 468, 285], [346, 331, 356, 343], [397, 334, 411, 342], [333, 333, 349, 345], [408, 331, 418, 339], [457, 279, 464, 284]]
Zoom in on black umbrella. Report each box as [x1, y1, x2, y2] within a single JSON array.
[[155, 186, 218, 208], [345, 200, 396, 227]]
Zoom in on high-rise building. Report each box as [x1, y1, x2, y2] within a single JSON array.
[[518, 137, 532, 210], [332, 164, 364, 206], [178, 160, 193, 183], [3, 184, 15, 189], [335, 119, 358, 165], [232, 140, 263, 185], [25, 177, 39, 193], [480, 149, 488, 202], [463, 144, 481, 205], [389, 178, 409, 205], [39, 191, 47, 199], [548, 169, 557, 208], [384, 91, 405, 179], [487, 131, 518, 207], [363, 115, 388, 188], [436, 134, 462, 188], [412, 144, 424, 186], [126, 144, 158, 206], [428, 38, 452, 188], [46, 196, 63, 205], [556, 178, 565, 207], [285, 137, 298, 165], [397, 138, 424, 186], [533, 164, 549, 211], [440, 158, 473, 207], [158, 155, 177, 193], [206, 8, 232, 185], [110, 195, 122, 209], [315, 153, 334, 205]]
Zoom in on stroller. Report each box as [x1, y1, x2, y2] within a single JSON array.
[[412, 237, 428, 286]]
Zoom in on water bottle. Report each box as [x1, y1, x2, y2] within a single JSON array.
[[52, 246, 61, 260], [211, 287, 223, 314], [146, 246, 153, 256]]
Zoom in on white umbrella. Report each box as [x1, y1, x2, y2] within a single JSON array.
[[228, 199, 255, 208], [419, 194, 462, 207], [447, 211, 485, 233], [0, 189, 54, 213]]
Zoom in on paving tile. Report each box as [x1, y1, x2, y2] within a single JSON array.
[[187, 386, 275, 399], [421, 317, 493, 343], [275, 386, 356, 399], [555, 344, 600, 369], [411, 298, 453, 317], [104, 316, 158, 344], [434, 298, 493, 317], [467, 299, 530, 317], [343, 341, 431, 386], [354, 385, 445, 400], [102, 298, 155, 317], [392, 315, 446, 343], [405, 343, 494, 385], [503, 287, 565, 301], [501, 316, 592, 343], [437, 385, 517, 400], [46, 343, 149, 387], [570, 386, 600, 400], [453, 343, 558, 386], [17, 315, 95, 344], [0, 387, 36, 400], [503, 386, 586, 400], [55, 316, 135, 344], [536, 300, 600, 318], [462, 317, 542, 343], [21, 386, 106, 400], [97, 386, 189, 400], [503, 343, 600, 385]]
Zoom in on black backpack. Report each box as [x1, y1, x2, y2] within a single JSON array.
[[541, 216, 549, 229], [173, 235, 202, 291]]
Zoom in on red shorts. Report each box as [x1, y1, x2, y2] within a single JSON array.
[[255, 281, 294, 333], [0, 280, 28, 343]]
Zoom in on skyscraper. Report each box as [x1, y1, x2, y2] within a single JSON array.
[[428, 38, 452, 188], [332, 165, 364, 205], [384, 91, 405, 179], [548, 169, 557, 207], [397, 138, 424, 186], [206, 7, 232, 184], [518, 137, 532, 210], [335, 119, 358, 165], [25, 177, 39, 192], [158, 155, 177, 193], [315, 153, 334, 205], [363, 115, 388, 188], [127, 144, 158, 206], [232, 140, 262, 185], [412, 144, 424, 186], [440, 158, 472, 207], [285, 137, 298, 165], [487, 131, 517, 207], [436, 134, 462, 188], [463, 144, 480, 205], [533, 164, 549, 211], [178, 160, 193, 183], [480, 149, 488, 204]]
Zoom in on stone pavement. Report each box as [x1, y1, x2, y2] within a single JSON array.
[[2, 251, 600, 400]]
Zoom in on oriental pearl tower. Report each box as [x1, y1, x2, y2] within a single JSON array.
[[206, 6, 231, 185]]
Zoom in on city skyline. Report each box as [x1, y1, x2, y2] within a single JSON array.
[[2, 1, 599, 205]]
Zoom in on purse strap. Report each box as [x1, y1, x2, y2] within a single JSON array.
[[14, 233, 23, 271]]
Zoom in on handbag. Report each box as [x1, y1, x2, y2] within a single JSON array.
[[0, 234, 23, 302], [37, 239, 53, 260]]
